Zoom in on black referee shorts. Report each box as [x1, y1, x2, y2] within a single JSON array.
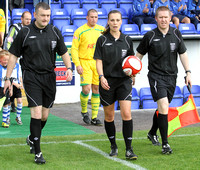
[[148, 72, 177, 103], [10, 85, 22, 102], [0, 87, 10, 106], [99, 77, 132, 106], [22, 70, 56, 108]]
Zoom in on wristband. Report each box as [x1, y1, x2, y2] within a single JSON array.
[[185, 70, 191, 74], [4, 77, 10, 81], [99, 75, 104, 80], [67, 67, 73, 72]]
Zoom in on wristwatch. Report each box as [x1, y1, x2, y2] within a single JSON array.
[[185, 70, 191, 74], [4, 77, 10, 81], [99, 75, 104, 80], [67, 67, 73, 72]]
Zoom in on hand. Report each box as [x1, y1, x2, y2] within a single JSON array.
[[100, 76, 110, 90], [66, 69, 73, 82], [4, 80, 13, 97], [76, 65, 83, 75], [185, 73, 192, 88]]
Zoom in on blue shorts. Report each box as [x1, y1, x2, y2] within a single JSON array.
[[172, 14, 188, 22]]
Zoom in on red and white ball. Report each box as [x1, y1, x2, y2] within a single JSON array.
[[122, 55, 142, 76]]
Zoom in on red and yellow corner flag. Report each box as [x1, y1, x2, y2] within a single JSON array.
[[168, 94, 200, 137]]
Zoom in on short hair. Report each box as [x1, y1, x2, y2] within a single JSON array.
[[0, 49, 10, 57], [21, 11, 31, 18], [155, 6, 171, 17], [35, 2, 50, 13], [87, 9, 98, 16]]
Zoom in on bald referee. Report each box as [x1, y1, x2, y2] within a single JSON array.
[[136, 6, 191, 154]]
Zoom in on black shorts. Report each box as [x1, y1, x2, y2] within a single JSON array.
[[22, 70, 56, 108], [10, 85, 22, 102], [0, 87, 10, 106], [148, 72, 177, 103], [99, 77, 132, 106]]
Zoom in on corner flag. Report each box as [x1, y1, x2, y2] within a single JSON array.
[[168, 94, 200, 137]]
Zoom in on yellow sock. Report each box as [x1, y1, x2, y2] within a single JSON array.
[[80, 91, 89, 113], [91, 93, 100, 119]]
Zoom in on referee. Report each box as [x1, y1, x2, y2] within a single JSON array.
[[136, 6, 192, 154], [4, 2, 73, 164]]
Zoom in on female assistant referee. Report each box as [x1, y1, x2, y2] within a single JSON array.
[[94, 10, 138, 160]]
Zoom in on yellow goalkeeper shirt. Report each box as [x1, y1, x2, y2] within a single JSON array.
[[71, 23, 104, 67], [0, 9, 6, 32]]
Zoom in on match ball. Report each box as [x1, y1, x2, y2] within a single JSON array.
[[122, 55, 142, 76]]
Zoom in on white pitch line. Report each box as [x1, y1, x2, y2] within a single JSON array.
[[73, 140, 146, 170]]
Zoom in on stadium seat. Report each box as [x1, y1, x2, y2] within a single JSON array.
[[62, 25, 78, 42], [71, 8, 87, 27], [117, 0, 133, 14], [140, 24, 157, 35], [8, 10, 11, 27], [139, 87, 157, 109], [80, 0, 99, 10], [183, 85, 200, 106], [99, 0, 118, 13], [121, 24, 141, 35], [50, 0, 62, 10], [178, 23, 197, 34], [170, 23, 177, 28], [63, 0, 80, 15], [24, 0, 34, 13], [95, 8, 107, 27], [12, 8, 29, 24], [197, 23, 200, 34], [110, 7, 128, 24], [169, 86, 183, 107], [52, 8, 70, 31], [131, 87, 140, 109]]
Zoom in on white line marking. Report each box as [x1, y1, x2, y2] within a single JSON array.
[[73, 140, 146, 170]]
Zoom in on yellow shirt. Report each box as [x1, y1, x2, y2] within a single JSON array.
[[0, 9, 6, 32], [71, 23, 104, 67]]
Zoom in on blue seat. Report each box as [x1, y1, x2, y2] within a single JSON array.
[[62, 25, 78, 42], [117, 0, 133, 14], [140, 87, 157, 109], [140, 24, 157, 35], [52, 9, 70, 31], [71, 8, 88, 27], [197, 23, 200, 34], [170, 23, 176, 28], [95, 8, 107, 27], [24, 0, 34, 13], [169, 86, 183, 107], [80, 0, 99, 10], [183, 85, 200, 106], [178, 23, 197, 34], [12, 8, 29, 24], [63, 0, 80, 15], [110, 7, 128, 24], [131, 87, 140, 110], [51, 0, 62, 10], [99, 0, 118, 13], [8, 10, 11, 27], [121, 24, 140, 35]]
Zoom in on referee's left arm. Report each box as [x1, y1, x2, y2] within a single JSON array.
[[61, 52, 73, 82]]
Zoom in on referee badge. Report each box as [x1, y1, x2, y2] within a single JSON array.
[[51, 41, 57, 51], [122, 49, 127, 58], [170, 43, 175, 52]]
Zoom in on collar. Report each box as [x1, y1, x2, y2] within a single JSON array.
[[156, 26, 173, 36], [32, 20, 49, 32], [107, 31, 125, 42]]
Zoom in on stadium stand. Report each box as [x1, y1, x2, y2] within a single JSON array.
[[183, 85, 200, 106], [80, 0, 99, 10], [197, 23, 200, 34], [71, 8, 87, 27], [52, 8, 70, 31], [139, 87, 157, 109], [95, 7, 107, 27], [178, 23, 197, 34], [169, 86, 183, 107], [24, 0, 34, 13], [117, 0, 133, 14], [121, 24, 140, 35], [110, 7, 128, 24], [131, 87, 140, 109], [50, 0, 62, 10], [140, 24, 157, 35], [12, 8, 29, 24], [99, 0, 118, 13], [62, 25, 78, 42], [63, 0, 80, 15]]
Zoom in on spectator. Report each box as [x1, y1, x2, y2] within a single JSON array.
[[9, 0, 24, 12], [170, 0, 190, 28], [153, 0, 172, 16], [33, 0, 49, 7], [0, 8, 6, 48], [132, 0, 157, 29], [187, 0, 200, 28]]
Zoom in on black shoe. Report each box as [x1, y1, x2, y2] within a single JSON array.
[[81, 112, 90, 124], [162, 144, 173, 154], [26, 135, 35, 154], [35, 152, 46, 164], [11, 102, 17, 112], [109, 145, 118, 157], [91, 118, 102, 126], [125, 148, 138, 160], [147, 133, 161, 146]]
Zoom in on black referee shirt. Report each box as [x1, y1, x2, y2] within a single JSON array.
[[9, 21, 68, 74], [137, 26, 187, 76], [94, 32, 135, 78]]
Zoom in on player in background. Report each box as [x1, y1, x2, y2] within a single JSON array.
[[71, 9, 104, 126], [4, 11, 32, 113], [94, 10, 138, 160], [0, 8, 6, 48], [136, 6, 191, 154]]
